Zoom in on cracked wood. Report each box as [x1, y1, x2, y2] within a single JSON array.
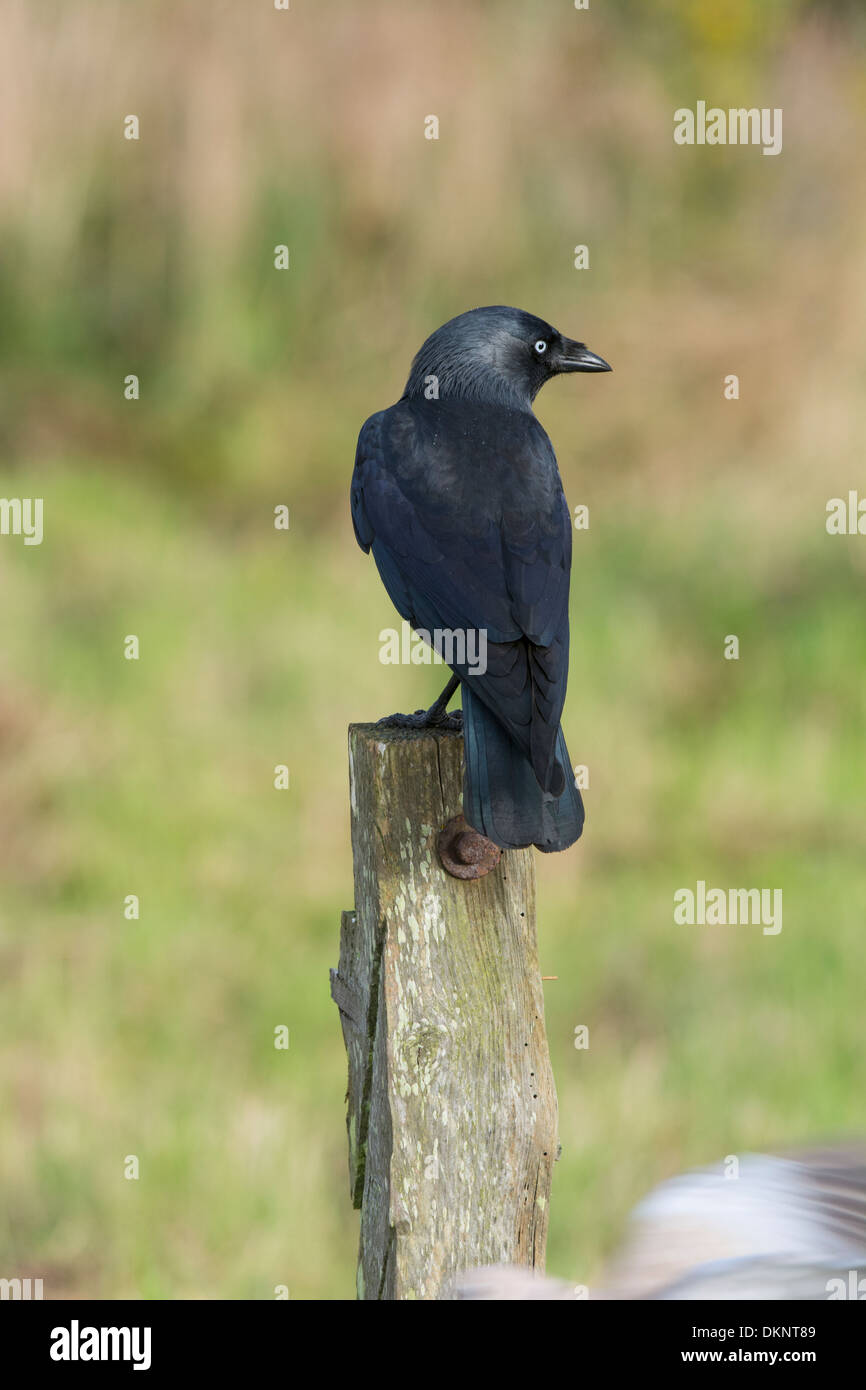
[[333, 722, 559, 1300]]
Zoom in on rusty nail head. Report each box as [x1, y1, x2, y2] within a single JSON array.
[[437, 815, 501, 880]]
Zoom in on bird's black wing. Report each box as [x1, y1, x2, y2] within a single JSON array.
[[351, 398, 572, 793]]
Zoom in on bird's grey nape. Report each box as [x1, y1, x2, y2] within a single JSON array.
[[402, 305, 552, 412]]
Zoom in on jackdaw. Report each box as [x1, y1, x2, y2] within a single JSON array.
[[351, 305, 610, 852]]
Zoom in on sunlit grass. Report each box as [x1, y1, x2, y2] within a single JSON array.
[[1, 461, 864, 1295], [1, 0, 866, 1297]]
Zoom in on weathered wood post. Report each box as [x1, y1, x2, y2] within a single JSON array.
[[331, 722, 558, 1300]]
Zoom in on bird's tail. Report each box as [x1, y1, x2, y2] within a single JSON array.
[[461, 684, 584, 852]]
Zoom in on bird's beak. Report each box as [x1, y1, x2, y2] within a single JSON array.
[[554, 340, 612, 373]]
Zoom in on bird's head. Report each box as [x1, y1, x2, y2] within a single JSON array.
[[403, 305, 611, 410]]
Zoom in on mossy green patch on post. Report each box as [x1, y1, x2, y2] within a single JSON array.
[[334, 725, 557, 1300]]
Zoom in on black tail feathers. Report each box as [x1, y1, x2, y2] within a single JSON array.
[[461, 684, 584, 852]]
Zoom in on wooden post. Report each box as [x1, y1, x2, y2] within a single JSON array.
[[331, 723, 558, 1301]]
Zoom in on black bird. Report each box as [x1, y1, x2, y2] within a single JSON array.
[[351, 305, 610, 852]]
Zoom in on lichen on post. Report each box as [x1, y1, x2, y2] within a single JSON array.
[[331, 723, 558, 1300]]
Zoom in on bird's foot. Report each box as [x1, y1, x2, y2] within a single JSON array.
[[375, 709, 430, 730], [376, 707, 463, 731], [434, 708, 463, 731]]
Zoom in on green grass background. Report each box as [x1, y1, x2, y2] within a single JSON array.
[[1, 0, 865, 1297]]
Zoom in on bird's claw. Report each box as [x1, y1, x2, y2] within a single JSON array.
[[375, 709, 431, 729], [430, 708, 463, 731], [375, 708, 463, 731]]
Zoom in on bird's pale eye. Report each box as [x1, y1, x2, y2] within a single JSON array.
[[534, 339, 547, 354]]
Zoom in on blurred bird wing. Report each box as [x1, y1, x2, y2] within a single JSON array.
[[453, 1264, 578, 1300], [454, 1149, 866, 1302], [651, 1251, 866, 1300], [602, 1150, 866, 1300]]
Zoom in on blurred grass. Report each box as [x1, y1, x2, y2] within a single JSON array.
[[1, 0, 866, 1297]]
